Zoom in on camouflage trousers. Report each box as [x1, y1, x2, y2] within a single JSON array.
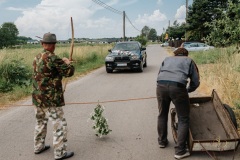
[[34, 106, 68, 159]]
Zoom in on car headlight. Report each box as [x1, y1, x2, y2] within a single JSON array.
[[105, 56, 114, 61], [131, 54, 140, 60]]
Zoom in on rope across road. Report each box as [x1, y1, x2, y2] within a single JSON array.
[[0, 96, 157, 107]]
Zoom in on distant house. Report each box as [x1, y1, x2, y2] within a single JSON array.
[[27, 40, 39, 44], [58, 40, 69, 44]]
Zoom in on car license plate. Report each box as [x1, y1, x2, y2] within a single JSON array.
[[117, 63, 127, 66]]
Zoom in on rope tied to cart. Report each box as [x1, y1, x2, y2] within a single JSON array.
[[0, 96, 157, 108]]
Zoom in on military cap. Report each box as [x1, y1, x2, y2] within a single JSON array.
[[41, 32, 57, 43]]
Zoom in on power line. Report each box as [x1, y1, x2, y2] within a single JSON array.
[[125, 13, 141, 32], [92, 0, 122, 15], [92, 0, 141, 35]]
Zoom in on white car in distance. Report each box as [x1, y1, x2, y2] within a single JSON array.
[[184, 42, 214, 51]]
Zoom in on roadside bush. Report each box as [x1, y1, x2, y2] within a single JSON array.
[[0, 58, 32, 92], [0, 80, 13, 93]]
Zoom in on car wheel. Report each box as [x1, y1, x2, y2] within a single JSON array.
[[138, 61, 143, 72], [106, 68, 113, 73], [223, 104, 238, 129]]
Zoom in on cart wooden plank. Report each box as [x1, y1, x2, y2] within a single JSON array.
[[171, 90, 240, 152]]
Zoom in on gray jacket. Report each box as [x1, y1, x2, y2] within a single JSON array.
[[157, 56, 200, 92]]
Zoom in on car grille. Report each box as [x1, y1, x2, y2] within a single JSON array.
[[114, 56, 130, 62]]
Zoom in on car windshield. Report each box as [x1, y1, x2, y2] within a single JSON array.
[[189, 43, 198, 47], [198, 43, 207, 47], [113, 43, 139, 51], [183, 42, 191, 46]]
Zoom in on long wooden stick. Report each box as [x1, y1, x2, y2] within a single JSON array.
[[69, 17, 74, 61], [63, 17, 74, 92]]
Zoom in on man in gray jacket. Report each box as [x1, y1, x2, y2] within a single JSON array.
[[156, 47, 200, 159]]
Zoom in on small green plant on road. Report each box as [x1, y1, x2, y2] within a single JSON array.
[[90, 103, 112, 138]]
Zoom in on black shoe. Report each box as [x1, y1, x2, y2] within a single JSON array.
[[159, 140, 169, 148], [55, 152, 74, 160], [174, 151, 190, 159], [34, 145, 50, 154], [159, 143, 167, 148]]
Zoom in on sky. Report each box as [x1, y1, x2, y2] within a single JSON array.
[[0, 0, 193, 40]]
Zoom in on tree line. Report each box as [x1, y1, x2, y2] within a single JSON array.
[[0, 0, 239, 48], [187, 0, 239, 47], [0, 22, 33, 49], [139, 0, 239, 47]]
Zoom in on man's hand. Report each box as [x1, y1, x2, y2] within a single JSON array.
[[62, 57, 71, 65]]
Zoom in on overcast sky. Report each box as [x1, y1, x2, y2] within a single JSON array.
[[0, 0, 193, 40]]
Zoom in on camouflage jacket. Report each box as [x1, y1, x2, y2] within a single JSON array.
[[32, 49, 74, 107]]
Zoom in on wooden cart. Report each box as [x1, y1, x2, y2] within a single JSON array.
[[171, 90, 240, 152]]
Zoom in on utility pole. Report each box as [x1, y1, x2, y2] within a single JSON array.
[[123, 11, 125, 41], [162, 28, 165, 43], [185, 0, 188, 41]]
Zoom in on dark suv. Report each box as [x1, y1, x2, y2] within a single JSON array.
[[105, 41, 147, 73]]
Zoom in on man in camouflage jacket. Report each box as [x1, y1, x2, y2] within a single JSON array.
[[32, 32, 75, 160]]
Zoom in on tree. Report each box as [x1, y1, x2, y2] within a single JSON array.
[[166, 20, 186, 40], [187, 0, 230, 40], [148, 28, 158, 41], [141, 26, 150, 39], [17, 36, 32, 44], [205, 0, 240, 47], [135, 35, 147, 46], [0, 22, 19, 48]]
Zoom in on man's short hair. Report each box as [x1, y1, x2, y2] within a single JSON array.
[[173, 48, 188, 56]]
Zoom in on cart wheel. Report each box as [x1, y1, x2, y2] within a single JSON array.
[[170, 108, 178, 144], [223, 104, 238, 129]]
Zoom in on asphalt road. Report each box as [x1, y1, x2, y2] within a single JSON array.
[[0, 44, 239, 160]]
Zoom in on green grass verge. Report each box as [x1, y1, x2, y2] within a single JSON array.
[[0, 45, 109, 106]]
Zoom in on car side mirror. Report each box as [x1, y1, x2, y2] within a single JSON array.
[[141, 47, 146, 50], [108, 49, 112, 52]]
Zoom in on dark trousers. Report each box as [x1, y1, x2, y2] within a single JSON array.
[[156, 83, 190, 155]]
